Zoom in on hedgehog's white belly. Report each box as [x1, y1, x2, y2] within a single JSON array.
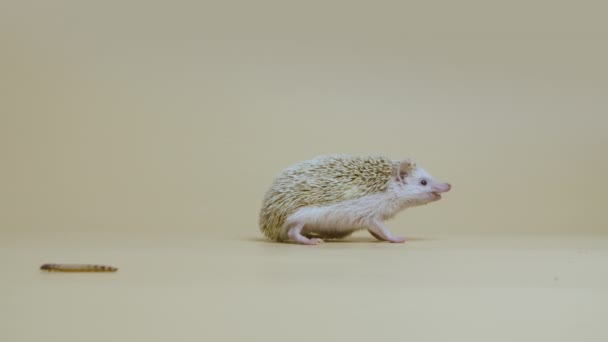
[[292, 206, 367, 232], [285, 193, 399, 234]]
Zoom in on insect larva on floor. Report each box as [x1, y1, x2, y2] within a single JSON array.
[[40, 263, 118, 272]]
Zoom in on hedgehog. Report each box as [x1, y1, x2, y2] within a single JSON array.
[[258, 154, 451, 245]]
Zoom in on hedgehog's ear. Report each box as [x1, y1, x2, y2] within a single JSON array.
[[396, 158, 416, 182]]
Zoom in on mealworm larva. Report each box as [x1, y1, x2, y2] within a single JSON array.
[[40, 263, 118, 272]]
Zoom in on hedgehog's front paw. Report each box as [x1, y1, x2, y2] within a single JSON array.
[[388, 236, 406, 243]]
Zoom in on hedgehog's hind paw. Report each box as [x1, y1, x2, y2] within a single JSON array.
[[309, 238, 324, 245], [293, 236, 324, 245], [286, 223, 324, 245]]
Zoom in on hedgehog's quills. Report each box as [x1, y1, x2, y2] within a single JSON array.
[[40, 263, 118, 272]]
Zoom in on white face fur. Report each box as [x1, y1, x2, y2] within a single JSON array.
[[395, 160, 451, 204]]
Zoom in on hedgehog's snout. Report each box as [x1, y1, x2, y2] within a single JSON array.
[[429, 183, 451, 200], [435, 182, 451, 193]]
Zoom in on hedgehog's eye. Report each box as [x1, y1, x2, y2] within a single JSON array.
[[420, 179, 427, 186]]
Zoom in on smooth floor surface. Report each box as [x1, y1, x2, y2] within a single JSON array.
[[2, 232, 608, 342]]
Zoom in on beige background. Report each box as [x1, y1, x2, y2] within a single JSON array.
[[1, 1, 608, 342]]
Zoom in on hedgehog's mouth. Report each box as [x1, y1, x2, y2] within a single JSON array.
[[431, 192, 442, 199]]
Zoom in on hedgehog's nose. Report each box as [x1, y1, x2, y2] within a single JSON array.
[[437, 183, 451, 193]]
